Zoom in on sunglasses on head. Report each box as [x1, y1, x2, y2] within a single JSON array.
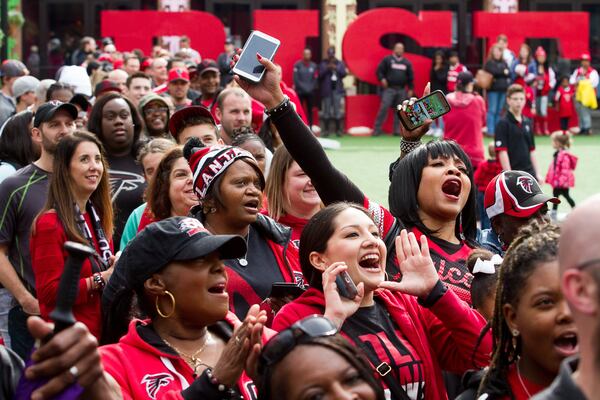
[[258, 315, 337, 374]]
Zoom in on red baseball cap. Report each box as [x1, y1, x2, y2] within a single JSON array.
[[484, 171, 559, 219], [168, 67, 190, 83], [169, 105, 216, 139], [581, 53, 591, 61]]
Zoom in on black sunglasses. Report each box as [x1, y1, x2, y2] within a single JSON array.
[[258, 315, 337, 373]]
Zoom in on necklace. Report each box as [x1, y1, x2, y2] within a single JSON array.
[[162, 332, 214, 373], [516, 358, 532, 399], [238, 229, 250, 266], [204, 220, 250, 266]]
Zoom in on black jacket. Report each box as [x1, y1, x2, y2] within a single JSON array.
[[376, 55, 414, 89], [485, 59, 512, 92], [456, 368, 511, 400]]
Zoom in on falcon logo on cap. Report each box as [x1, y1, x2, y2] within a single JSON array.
[[178, 217, 208, 237], [516, 176, 534, 194]]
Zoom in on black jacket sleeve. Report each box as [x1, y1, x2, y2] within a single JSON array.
[[270, 107, 365, 205], [406, 60, 415, 90], [376, 56, 388, 82]]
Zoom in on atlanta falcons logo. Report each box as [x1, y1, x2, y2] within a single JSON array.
[[109, 170, 145, 202], [516, 176, 534, 194], [141, 373, 173, 399]]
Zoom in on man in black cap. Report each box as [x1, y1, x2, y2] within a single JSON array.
[[0, 101, 77, 358], [0, 60, 29, 126], [192, 59, 222, 121]]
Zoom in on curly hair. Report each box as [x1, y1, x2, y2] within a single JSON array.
[[478, 220, 561, 398], [147, 147, 184, 221]]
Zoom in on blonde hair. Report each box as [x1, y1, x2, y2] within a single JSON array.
[[265, 146, 295, 221], [551, 131, 572, 149]]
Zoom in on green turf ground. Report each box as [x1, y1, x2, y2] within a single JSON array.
[[323, 134, 599, 209]]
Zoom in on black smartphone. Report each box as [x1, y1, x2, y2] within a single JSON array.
[[269, 282, 305, 299], [335, 270, 358, 300], [232, 30, 280, 82], [397, 90, 451, 131]]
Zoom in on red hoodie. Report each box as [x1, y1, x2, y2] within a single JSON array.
[[100, 313, 272, 400], [444, 92, 486, 168], [273, 287, 492, 400]]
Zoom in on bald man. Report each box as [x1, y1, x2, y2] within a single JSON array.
[[108, 69, 128, 93], [532, 194, 600, 400]]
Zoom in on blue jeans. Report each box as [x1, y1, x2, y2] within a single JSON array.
[[0, 288, 12, 347], [8, 305, 34, 360], [487, 91, 506, 135], [477, 190, 491, 230], [575, 100, 592, 130]]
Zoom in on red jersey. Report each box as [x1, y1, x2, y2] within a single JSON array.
[[555, 85, 575, 118], [505, 364, 546, 399], [446, 63, 466, 93], [514, 76, 536, 118], [274, 287, 491, 400]]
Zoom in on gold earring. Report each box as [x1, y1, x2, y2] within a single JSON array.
[[155, 290, 176, 318]]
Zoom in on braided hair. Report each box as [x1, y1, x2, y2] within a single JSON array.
[[478, 220, 560, 398]]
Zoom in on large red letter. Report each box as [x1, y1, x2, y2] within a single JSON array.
[[101, 11, 225, 59], [342, 9, 452, 132], [254, 10, 319, 86], [473, 12, 589, 59]]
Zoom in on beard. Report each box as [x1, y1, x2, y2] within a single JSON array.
[[40, 131, 58, 154]]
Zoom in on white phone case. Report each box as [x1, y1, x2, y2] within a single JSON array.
[[232, 30, 280, 82]]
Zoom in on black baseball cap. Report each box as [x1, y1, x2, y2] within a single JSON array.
[[197, 59, 219, 76], [118, 216, 246, 289], [457, 71, 474, 86], [34, 101, 78, 128], [484, 171, 559, 219], [169, 105, 216, 138]]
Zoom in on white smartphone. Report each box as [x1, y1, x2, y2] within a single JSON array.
[[232, 30, 280, 82]]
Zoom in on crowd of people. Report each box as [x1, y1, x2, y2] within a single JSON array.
[[0, 33, 596, 400]]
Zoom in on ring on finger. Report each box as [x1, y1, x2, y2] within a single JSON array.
[[69, 365, 79, 379]]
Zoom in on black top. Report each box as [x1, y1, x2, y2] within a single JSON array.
[[494, 112, 536, 176], [223, 225, 283, 319], [106, 154, 146, 251], [484, 59, 511, 92], [377, 55, 414, 89], [430, 65, 449, 94], [0, 164, 50, 293], [531, 357, 587, 400], [343, 300, 425, 399]]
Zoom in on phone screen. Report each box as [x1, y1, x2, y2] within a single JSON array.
[[399, 91, 450, 130], [235, 33, 279, 80]]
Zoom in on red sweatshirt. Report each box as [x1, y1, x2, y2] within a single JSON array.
[[444, 92, 486, 168], [100, 313, 272, 400], [31, 211, 113, 339], [274, 287, 491, 400]]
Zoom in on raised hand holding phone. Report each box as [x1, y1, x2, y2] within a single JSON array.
[[322, 262, 364, 330], [378, 230, 440, 298], [397, 83, 433, 142], [232, 49, 285, 109]]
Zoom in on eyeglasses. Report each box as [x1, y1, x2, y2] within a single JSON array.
[[574, 258, 600, 270], [258, 315, 337, 374], [144, 106, 168, 116]]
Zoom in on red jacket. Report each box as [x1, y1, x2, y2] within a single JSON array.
[[100, 314, 270, 400], [447, 63, 466, 93], [545, 149, 578, 189], [444, 92, 486, 168], [273, 287, 492, 400], [474, 159, 503, 192], [31, 211, 113, 339]]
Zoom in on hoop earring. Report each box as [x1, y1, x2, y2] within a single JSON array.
[[156, 290, 176, 318], [458, 212, 466, 241]]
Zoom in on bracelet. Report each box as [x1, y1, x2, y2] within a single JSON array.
[[205, 368, 235, 394], [418, 280, 447, 308], [400, 138, 422, 155], [265, 95, 290, 117], [92, 272, 106, 291]]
